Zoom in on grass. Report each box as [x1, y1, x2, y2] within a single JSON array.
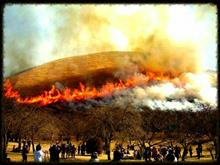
[[7, 51, 146, 97]]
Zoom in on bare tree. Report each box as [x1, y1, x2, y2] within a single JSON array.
[[75, 104, 141, 160]]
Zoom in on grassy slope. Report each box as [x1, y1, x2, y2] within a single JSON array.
[[6, 51, 146, 97]]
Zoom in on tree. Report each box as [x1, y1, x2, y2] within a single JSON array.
[[2, 99, 37, 156], [2, 98, 65, 156], [76, 104, 142, 160], [132, 108, 170, 152], [192, 107, 218, 160]]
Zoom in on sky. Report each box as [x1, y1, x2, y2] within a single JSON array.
[[3, 4, 217, 77]]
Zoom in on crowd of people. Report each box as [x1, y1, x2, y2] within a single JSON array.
[[18, 140, 203, 162], [49, 141, 88, 162], [60, 142, 76, 159], [19, 140, 87, 162], [112, 143, 203, 162]]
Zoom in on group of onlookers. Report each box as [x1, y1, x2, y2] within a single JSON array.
[[19, 140, 87, 162], [113, 143, 203, 162], [18, 140, 203, 162], [61, 142, 76, 159], [20, 141, 44, 162]]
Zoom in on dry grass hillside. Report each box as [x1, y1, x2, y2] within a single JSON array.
[[6, 51, 146, 97]]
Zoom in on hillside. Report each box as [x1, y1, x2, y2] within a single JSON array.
[[6, 51, 147, 97]]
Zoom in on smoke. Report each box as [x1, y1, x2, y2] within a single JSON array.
[[3, 4, 217, 111], [60, 71, 216, 111], [4, 5, 55, 77], [4, 4, 217, 77]]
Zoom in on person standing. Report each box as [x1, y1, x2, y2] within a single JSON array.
[[34, 144, 44, 162], [55, 142, 61, 162], [22, 143, 29, 162], [196, 143, 202, 159], [136, 150, 142, 160], [160, 146, 168, 161], [49, 145, 56, 162], [174, 145, 180, 161], [89, 152, 99, 162], [81, 143, 86, 156], [61, 143, 66, 159], [189, 146, 193, 158], [71, 144, 76, 158], [199, 144, 203, 157], [113, 148, 122, 161], [165, 149, 176, 162], [143, 147, 152, 162], [78, 144, 81, 155]]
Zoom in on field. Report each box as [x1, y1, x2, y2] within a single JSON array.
[[6, 140, 215, 163]]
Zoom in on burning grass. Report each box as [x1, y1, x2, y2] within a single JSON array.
[[3, 51, 216, 109], [4, 70, 175, 106]]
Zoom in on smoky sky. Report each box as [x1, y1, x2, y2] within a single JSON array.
[[3, 4, 217, 77]]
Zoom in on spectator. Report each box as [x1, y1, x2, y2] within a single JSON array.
[[160, 146, 168, 159], [61, 143, 66, 159], [199, 143, 203, 156], [152, 147, 162, 161], [113, 148, 122, 161], [133, 150, 137, 159], [55, 142, 61, 162], [67, 142, 72, 158], [174, 145, 181, 161], [22, 143, 29, 162], [166, 149, 176, 162], [136, 150, 142, 160], [78, 144, 81, 155], [182, 147, 188, 161], [196, 143, 202, 159], [189, 146, 193, 158], [143, 147, 152, 162], [49, 144, 56, 162], [71, 144, 76, 158], [34, 144, 44, 162], [89, 152, 99, 162], [152, 147, 157, 160], [81, 143, 86, 156]]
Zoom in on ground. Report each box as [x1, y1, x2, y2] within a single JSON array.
[[6, 141, 215, 163]]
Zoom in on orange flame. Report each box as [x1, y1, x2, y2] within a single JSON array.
[[3, 71, 173, 106]]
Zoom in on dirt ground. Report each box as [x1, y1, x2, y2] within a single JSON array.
[[6, 140, 215, 163]]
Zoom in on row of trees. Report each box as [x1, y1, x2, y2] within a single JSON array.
[[1, 97, 218, 161]]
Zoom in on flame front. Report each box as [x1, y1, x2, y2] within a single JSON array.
[[3, 71, 174, 106]]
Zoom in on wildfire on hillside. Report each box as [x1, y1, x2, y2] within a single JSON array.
[[3, 70, 175, 106], [3, 5, 217, 111]]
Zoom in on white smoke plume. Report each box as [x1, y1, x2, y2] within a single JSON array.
[[4, 4, 217, 77], [60, 71, 217, 111]]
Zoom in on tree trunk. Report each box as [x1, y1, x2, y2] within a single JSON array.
[[18, 137, 22, 150], [214, 139, 217, 160], [207, 148, 214, 160], [2, 131, 8, 161], [32, 138, 35, 153], [140, 141, 146, 154], [170, 140, 173, 148], [181, 146, 188, 161], [105, 139, 111, 160]]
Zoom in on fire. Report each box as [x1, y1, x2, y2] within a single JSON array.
[[3, 71, 175, 106]]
